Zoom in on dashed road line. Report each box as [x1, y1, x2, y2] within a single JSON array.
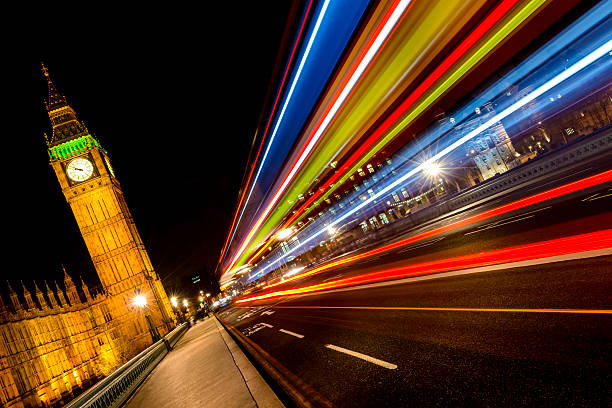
[[279, 329, 305, 338], [325, 344, 397, 369]]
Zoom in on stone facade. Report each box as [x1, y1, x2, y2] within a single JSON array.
[[0, 66, 176, 407]]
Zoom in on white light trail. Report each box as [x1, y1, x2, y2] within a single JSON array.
[[264, 37, 612, 269], [226, 0, 413, 274]]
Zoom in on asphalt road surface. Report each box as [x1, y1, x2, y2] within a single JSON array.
[[218, 185, 612, 407]]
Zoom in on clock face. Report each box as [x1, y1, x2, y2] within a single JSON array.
[[66, 157, 94, 182], [104, 156, 116, 178]]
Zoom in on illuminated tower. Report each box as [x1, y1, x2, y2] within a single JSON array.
[[42, 64, 174, 340]]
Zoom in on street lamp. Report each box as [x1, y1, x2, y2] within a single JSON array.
[[276, 228, 294, 240], [169, 296, 185, 323], [422, 161, 441, 177], [133, 294, 162, 343]]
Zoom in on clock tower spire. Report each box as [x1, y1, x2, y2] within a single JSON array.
[[42, 64, 175, 343], [42, 63, 92, 147]]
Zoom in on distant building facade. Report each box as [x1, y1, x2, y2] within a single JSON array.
[[0, 66, 175, 407]]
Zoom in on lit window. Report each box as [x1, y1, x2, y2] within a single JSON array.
[[379, 213, 389, 224]]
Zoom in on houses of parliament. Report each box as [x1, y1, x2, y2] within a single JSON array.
[[0, 66, 176, 408]]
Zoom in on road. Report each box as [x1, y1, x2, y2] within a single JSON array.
[[220, 256, 611, 406], [218, 182, 612, 407]]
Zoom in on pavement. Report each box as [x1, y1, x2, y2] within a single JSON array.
[[123, 315, 284, 408]]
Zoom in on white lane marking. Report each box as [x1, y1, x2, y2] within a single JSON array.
[[279, 329, 304, 338], [325, 344, 397, 369], [261, 310, 276, 316], [243, 322, 274, 337], [237, 307, 263, 321]]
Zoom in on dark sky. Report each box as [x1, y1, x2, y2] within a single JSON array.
[[4, 3, 294, 295]]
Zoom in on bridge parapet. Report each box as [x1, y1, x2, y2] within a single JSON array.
[[66, 323, 188, 408]]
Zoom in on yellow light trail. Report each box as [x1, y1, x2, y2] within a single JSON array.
[[230, 0, 548, 272]]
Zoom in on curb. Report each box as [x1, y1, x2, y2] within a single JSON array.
[[213, 316, 285, 408], [216, 316, 335, 408]]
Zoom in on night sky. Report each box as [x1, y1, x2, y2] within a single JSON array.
[[4, 3, 294, 296]]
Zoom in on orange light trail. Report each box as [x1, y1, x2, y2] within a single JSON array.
[[225, 0, 413, 274], [235, 228, 612, 304], [261, 169, 612, 290], [281, 0, 522, 230]]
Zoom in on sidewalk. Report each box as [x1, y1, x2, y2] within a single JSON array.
[[123, 316, 284, 408]]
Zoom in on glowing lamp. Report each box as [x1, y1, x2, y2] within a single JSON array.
[[276, 228, 294, 240], [422, 161, 441, 177], [133, 295, 147, 308]]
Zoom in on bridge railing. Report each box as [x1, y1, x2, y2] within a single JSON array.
[[66, 323, 188, 408]]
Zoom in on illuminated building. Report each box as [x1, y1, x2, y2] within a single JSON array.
[[0, 65, 175, 407], [463, 103, 520, 181]]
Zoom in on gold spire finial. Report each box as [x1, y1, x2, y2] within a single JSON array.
[[41, 62, 51, 82]]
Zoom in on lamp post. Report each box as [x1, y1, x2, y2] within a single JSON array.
[[134, 294, 162, 343], [170, 296, 184, 323]]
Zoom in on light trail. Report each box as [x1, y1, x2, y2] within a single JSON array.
[[225, 0, 414, 275], [235, 229, 612, 304], [262, 169, 612, 289], [281, 0, 522, 230], [270, 306, 612, 315], [252, 37, 612, 277], [218, 0, 316, 265], [289, 0, 583, 228], [221, 0, 332, 277], [240, 0, 558, 269]]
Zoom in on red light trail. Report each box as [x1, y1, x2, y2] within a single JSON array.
[[261, 169, 612, 290], [280, 0, 521, 231], [225, 0, 413, 274], [236, 228, 612, 304]]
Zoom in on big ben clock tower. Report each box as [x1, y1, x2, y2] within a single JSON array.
[[42, 64, 174, 339]]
